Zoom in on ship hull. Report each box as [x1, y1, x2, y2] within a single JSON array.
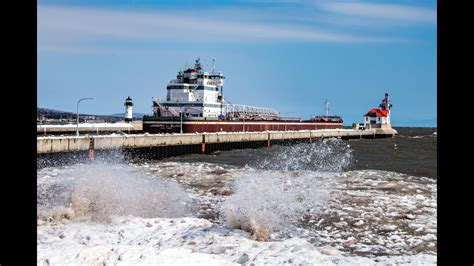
[[142, 119, 343, 133]]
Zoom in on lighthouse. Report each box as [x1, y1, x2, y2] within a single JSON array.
[[379, 92, 392, 124], [363, 92, 393, 128], [124, 96, 133, 122]]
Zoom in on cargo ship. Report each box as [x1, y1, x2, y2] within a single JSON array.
[[142, 58, 343, 133]]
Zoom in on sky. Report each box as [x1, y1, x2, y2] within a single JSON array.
[[37, 0, 437, 127]]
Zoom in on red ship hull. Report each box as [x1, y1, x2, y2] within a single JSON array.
[[143, 119, 343, 133]]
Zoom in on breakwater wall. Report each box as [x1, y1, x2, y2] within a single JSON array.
[[37, 128, 395, 155]]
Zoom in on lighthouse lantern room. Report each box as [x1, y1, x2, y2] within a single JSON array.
[[363, 93, 392, 128], [124, 96, 133, 122]]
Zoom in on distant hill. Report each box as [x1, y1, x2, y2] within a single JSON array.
[[37, 107, 76, 120], [38, 107, 74, 115]]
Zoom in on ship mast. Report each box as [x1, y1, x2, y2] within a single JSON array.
[[212, 58, 224, 117], [324, 99, 329, 117], [220, 86, 224, 117]]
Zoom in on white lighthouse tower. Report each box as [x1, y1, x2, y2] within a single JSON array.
[[124, 96, 133, 122], [379, 92, 392, 124]]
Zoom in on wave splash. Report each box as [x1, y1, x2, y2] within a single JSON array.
[[256, 138, 353, 172], [219, 169, 331, 241], [37, 163, 191, 223], [219, 138, 352, 240]]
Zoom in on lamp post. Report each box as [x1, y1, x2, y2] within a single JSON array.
[[178, 102, 184, 134], [76, 97, 94, 136], [180, 110, 183, 134], [175, 100, 184, 134]]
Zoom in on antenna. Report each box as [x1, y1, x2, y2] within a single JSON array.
[[212, 58, 216, 73], [324, 99, 329, 116], [195, 57, 202, 71]]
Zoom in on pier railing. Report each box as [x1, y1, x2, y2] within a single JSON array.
[[223, 104, 279, 119]]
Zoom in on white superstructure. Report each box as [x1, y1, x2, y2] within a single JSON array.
[[152, 58, 278, 120], [153, 58, 225, 118]]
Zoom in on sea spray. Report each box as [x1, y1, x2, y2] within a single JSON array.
[[256, 138, 353, 172], [219, 138, 353, 240], [219, 169, 331, 241], [37, 162, 192, 222]]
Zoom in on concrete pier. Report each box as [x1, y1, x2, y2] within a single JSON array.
[[37, 128, 396, 154]]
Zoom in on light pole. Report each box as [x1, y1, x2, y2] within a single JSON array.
[[179, 103, 184, 134], [76, 97, 94, 136], [180, 110, 183, 134], [176, 100, 184, 134]]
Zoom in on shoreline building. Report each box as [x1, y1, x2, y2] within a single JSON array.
[[363, 93, 392, 129]]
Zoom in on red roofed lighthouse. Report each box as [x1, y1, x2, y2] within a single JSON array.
[[363, 93, 392, 128]]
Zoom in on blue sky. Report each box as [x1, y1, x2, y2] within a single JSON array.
[[38, 0, 436, 127]]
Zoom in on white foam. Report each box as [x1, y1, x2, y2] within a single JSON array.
[[37, 216, 436, 265], [37, 150, 437, 263], [220, 169, 331, 240], [257, 138, 353, 172], [37, 163, 191, 222]]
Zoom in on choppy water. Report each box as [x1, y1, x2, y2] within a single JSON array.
[[37, 127, 437, 262], [159, 127, 437, 179]]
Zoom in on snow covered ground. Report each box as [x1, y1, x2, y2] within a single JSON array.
[[37, 216, 436, 265], [37, 123, 133, 129], [37, 139, 436, 265]]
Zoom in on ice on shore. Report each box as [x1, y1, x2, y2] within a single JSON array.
[[37, 217, 436, 265], [37, 141, 437, 265]]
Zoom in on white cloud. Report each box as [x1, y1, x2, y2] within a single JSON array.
[[38, 5, 401, 53], [318, 2, 436, 24]]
